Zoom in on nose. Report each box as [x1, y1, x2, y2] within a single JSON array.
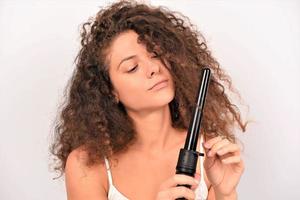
[[145, 59, 160, 78]]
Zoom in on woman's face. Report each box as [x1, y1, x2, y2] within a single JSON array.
[[107, 30, 175, 113]]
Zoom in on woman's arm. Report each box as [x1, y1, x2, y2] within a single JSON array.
[[65, 149, 108, 200], [208, 186, 237, 200]]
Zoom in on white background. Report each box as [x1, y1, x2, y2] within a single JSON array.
[[0, 0, 299, 199]]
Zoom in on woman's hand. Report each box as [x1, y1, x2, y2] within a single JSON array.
[[202, 135, 245, 196], [155, 174, 199, 200]]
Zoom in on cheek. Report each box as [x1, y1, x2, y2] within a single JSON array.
[[116, 77, 147, 103]]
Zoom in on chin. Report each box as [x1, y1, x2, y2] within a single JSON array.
[[151, 91, 174, 105]]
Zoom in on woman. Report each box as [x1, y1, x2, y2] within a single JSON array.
[[49, 1, 248, 199]]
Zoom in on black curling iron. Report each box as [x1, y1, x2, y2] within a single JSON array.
[[175, 68, 211, 200]]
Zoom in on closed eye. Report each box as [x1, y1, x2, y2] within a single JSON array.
[[127, 65, 138, 73], [126, 53, 159, 73]]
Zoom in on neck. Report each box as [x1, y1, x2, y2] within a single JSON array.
[[126, 105, 183, 155]]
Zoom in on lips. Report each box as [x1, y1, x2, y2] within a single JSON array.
[[148, 79, 168, 90]]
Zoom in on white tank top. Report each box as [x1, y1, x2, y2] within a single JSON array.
[[104, 135, 208, 200]]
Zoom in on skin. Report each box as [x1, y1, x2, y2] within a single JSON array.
[[105, 30, 245, 199], [202, 136, 245, 199]]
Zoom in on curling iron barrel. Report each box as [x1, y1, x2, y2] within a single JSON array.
[[175, 68, 211, 200]]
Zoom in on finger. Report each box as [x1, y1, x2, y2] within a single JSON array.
[[221, 155, 242, 164], [216, 143, 241, 157], [207, 139, 230, 157], [203, 135, 223, 149], [191, 184, 198, 191], [160, 174, 198, 191], [168, 186, 195, 200]]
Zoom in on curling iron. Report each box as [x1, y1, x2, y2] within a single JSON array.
[[175, 68, 211, 200]]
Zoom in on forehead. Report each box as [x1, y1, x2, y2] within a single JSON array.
[[108, 30, 147, 69]]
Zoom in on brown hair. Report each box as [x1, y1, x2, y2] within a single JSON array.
[[49, 0, 249, 179]]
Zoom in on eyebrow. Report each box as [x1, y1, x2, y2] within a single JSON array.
[[117, 55, 137, 70]]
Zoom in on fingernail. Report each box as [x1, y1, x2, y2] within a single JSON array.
[[204, 142, 209, 148]]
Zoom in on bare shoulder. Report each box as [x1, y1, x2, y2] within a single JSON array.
[[65, 147, 108, 200]]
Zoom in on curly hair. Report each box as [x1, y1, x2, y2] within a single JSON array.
[[49, 0, 249, 179]]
